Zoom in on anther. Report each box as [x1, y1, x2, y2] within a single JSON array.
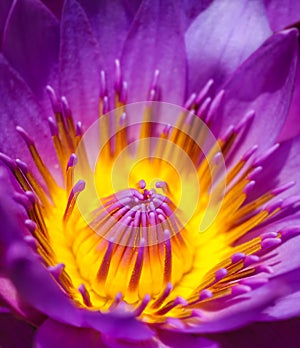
[[63, 180, 86, 222], [46, 85, 61, 114], [195, 79, 214, 105], [78, 284, 92, 307]]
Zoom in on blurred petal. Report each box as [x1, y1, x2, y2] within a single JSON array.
[[217, 29, 298, 159], [0, 0, 13, 50], [211, 318, 300, 348], [0, 313, 35, 348], [34, 319, 105, 348], [186, 0, 271, 95], [157, 330, 219, 348], [121, 0, 186, 104], [264, 0, 300, 31], [2, 0, 59, 107], [60, 0, 102, 126], [40, 0, 64, 19]]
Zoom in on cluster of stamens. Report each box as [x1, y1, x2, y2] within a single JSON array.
[[1, 59, 300, 329]]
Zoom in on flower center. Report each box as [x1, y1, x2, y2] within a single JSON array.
[[3, 64, 298, 327]]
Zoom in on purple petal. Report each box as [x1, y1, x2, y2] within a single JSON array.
[[0, 55, 57, 171], [121, 0, 186, 104], [0, 275, 44, 325], [0, 313, 35, 348], [279, 57, 300, 140], [264, 0, 300, 31], [4, 241, 83, 327], [210, 318, 300, 348], [185, 0, 271, 95], [246, 134, 300, 202], [178, 277, 293, 334], [183, 0, 213, 29], [217, 29, 298, 159], [34, 319, 105, 348], [59, 0, 102, 126], [260, 271, 300, 320], [77, 0, 134, 85], [2, 0, 59, 107]]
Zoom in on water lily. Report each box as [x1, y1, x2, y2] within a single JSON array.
[[1, 1, 300, 347]]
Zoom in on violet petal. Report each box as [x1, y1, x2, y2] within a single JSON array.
[[264, 0, 300, 31], [0, 55, 57, 170], [218, 29, 298, 160], [186, 0, 271, 95], [2, 0, 59, 108], [77, 0, 134, 88], [34, 319, 105, 348], [279, 58, 300, 140], [59, 0, 102, 126], [121, 0, 186, 104]]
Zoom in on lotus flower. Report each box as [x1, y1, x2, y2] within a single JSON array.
[[1, 1, 300, 347]]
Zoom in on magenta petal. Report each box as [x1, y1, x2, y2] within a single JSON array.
[[218, 29, 298, 159], [121, 0, 186, 104], [185, 0, 271, 95], [0, 55, 57, 169], [34, 319, 105, 348], [2, 0, 59, 105], [59, 0, 102, 126], [264, 0, 300, 31], [0, 313, 35, 348]]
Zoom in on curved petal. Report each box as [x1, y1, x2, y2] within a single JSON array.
[[34, 319, 105, 348], [121, 0, 186, 104], [217, 29, 298, 159], [246, 134, 300, 203], [59, 0, 102, 126], [0, 55, 57, 172], [185, 0, 271, 95], [2, 0, 59, 108], [264, 0, 300, 31], [0, 313, 35, 348]]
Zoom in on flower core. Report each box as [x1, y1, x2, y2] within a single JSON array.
[[2, 74, 297, 329]]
